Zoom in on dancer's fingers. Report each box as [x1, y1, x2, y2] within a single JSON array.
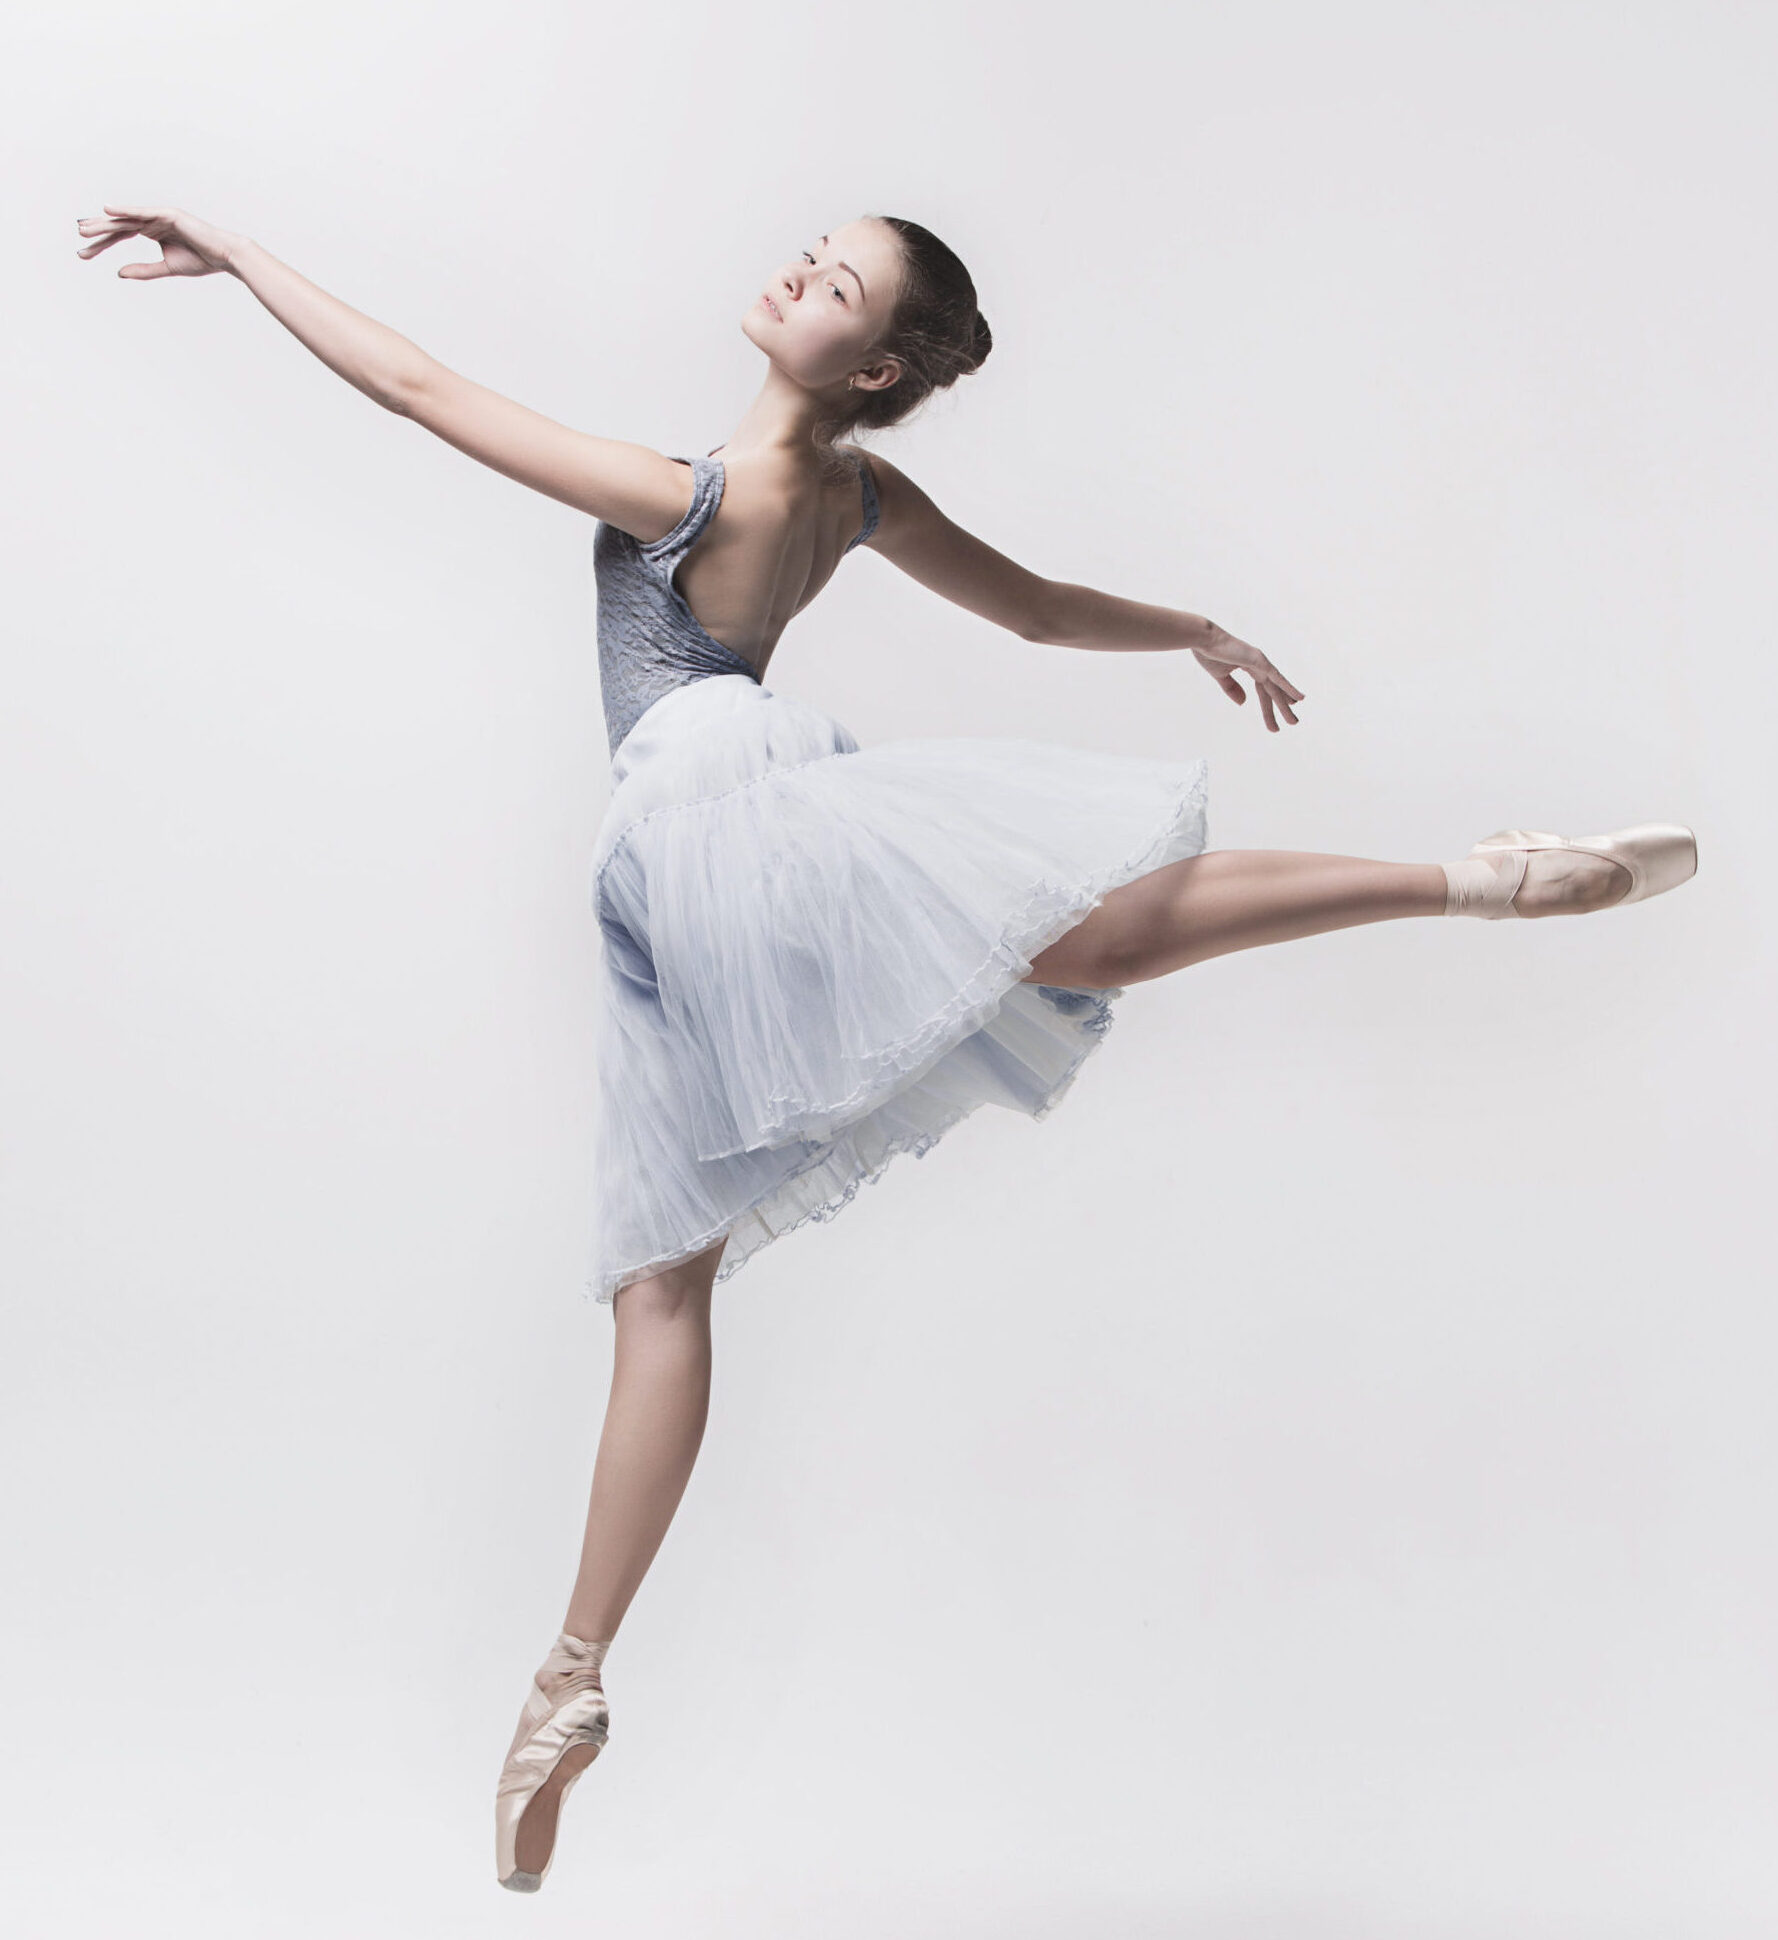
[[1243, 651, 1303, 704], [76, 219, 135, 255], [1257, 660, 1303, 705], [102, 204, 177, 239]]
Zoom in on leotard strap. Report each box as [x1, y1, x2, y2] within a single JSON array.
[[844, 449, 880, 553]]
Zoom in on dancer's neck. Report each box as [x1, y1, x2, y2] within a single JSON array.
[[716, 366, 848, 460]]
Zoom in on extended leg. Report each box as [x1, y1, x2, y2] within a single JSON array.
[[562, 1237, 726, 1642], [1023, 846, 1627, 989]]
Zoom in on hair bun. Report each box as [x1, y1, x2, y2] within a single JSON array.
[[850, 215, 990, 429]]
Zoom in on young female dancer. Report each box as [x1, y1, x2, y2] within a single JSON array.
[[74, 202, 1697, 1891]]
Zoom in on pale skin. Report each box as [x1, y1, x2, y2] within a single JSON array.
[[74, 205, 1633, 1708]]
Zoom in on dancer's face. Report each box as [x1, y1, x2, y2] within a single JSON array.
[[741, 217, 905, 403]]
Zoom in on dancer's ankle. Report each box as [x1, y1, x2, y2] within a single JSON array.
[[1441, 854, 1507, 916]]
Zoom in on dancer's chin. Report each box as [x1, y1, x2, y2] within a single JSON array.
[[739, 315, 777, 362]]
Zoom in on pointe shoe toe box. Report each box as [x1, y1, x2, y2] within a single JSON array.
[[1468, 823, 1697, 906]]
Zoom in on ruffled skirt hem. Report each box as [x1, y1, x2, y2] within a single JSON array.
[[581, 675, 1209, 1304]]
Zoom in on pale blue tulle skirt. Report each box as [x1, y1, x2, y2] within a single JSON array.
[[583, 674, 1209, 1303]]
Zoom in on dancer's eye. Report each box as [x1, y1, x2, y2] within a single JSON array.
[[802, 249, 845, 302]]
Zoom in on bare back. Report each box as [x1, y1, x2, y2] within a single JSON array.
[[591, 444, 879, 756], [667, 444, 879, 681]]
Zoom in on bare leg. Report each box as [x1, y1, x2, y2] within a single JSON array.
[[1023, 847, 1627, 989], [560, 864, 1423, 1633], [499, 1241, 728, 1882], [544, 850, 1626, 1634], [560, 1236, 727, 1645]]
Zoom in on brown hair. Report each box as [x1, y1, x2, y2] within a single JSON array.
[[843, 215, 992, 434]]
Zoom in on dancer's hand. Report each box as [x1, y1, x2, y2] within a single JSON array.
[[1193, 623, 1304, 732], [75, 203, 245, 279]]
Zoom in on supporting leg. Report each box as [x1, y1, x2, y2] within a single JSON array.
[[561, 1236, 726, 1644], [496, 1239, 728, 1889]]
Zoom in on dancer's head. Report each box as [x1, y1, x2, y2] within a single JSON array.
[[741, 215, 992, 436]]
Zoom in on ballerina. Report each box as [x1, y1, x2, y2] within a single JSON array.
[[75, 201, 1697, 1892]]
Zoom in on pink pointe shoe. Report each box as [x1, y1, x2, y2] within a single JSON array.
[[1445, 823, 1698, 918], [494, 1631, 610, 1893]]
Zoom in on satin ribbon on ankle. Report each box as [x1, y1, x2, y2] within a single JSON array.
[[1442, 851, 1528, 917]]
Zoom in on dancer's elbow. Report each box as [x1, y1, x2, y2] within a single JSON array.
[[1027, 580, 1088, 647]]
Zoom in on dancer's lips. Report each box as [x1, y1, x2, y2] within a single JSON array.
[[762, 292, 782, 321]]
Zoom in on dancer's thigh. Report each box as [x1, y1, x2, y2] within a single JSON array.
[[1021, 857, 1200, 990]]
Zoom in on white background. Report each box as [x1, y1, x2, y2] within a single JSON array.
[[4, 1, 1774, 1932]]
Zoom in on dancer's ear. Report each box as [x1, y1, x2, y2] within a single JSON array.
[[849, 355, 903, 396]]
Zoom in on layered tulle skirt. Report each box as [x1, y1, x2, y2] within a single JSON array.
[[584, 674, 1209, 1302]]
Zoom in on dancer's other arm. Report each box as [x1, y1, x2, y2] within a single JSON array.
[[74, 204, 698, 541], [849, 447, 1304, 731]]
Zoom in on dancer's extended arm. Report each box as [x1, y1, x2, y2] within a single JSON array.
[[851, 447, 1304, 730], [74, 204, 698, 541]]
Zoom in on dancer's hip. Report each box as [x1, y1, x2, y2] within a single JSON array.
[[593, 674, 860, 882]]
